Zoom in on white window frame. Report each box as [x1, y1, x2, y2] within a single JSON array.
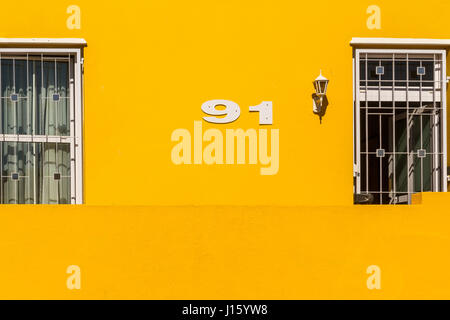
[[0, 42, 85, 204], [352, 47, 448, 203]]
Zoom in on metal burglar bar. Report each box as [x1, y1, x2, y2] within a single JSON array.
[[0, 51, 81, 204], [354, 49, 447, 204]]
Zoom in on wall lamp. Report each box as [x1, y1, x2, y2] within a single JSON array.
[[312, 70, 329, 122]]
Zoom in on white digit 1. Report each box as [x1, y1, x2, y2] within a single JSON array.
[[201, 99, 240, 124], [249, 101, 273, 125]]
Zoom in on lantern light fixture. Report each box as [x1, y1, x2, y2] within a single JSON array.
[[313, 70, 329, 96], [312, 70, 329, 121]]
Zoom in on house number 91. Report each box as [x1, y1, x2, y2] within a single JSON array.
[[201, 100, 273, 125]]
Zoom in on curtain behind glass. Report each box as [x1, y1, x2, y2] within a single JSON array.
[[40, 142, 71, 204], [1, 58, 70, 136], [1, 142, 71, 204]]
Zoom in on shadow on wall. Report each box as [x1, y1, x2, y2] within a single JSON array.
[[312, 93, 328, 123]]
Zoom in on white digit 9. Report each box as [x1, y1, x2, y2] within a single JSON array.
[[201, 99, 240, 124]]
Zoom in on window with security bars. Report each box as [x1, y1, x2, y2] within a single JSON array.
[[0, 49, 83, 204], [353, 50, 447, 204]]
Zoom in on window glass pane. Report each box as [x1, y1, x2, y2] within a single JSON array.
[[367, 154, 380, 193], [366, 114, 393, 153], [39, 142, 71, 204], [413, 154, 432, 193], [360, 107, 366, 152], [57, 143, 71, 177], [1, 59, 14, 134], [15, 59, 30, 135], [359, 59, 366, 86], [395, 111, 407, 153], [380, 61, 393, 86], [59, 177, 71, 204], [1, 59, 13, 96], [395, 153, 408, 193], [410, 114, 421, 151], [408, 61, 420, 86], [42, 61, 56, 135], [32, 59, 43, 135], [421, 61, 434, 88], [394, 60, 407, 86], [360, 153, 367, 193], [2, 142, 17, 203], [56, 62, 70, 136], [367, 61, 379, 86]]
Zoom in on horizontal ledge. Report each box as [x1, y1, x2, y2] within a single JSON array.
[[0, 38, 87, 48], [351, 38, 450, 48]]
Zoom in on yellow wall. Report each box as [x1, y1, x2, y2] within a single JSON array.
[[0, 0, 450, 299], [1, 201, 450, 299], [7, 0, 450, 206]]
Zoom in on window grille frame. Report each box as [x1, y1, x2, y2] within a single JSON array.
[[0, 47, 84, 204], [353, 48, 448, 204]]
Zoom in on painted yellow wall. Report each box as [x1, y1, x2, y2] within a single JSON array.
[[0, 0, 450, 299], [1, 200, 450, 299], [6, 0, 449, 206]]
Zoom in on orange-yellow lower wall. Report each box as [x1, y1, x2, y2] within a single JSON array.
[[1, 196, 449, 299]]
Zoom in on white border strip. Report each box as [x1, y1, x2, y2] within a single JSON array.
[[0, 38, 87, 47], [351, 38, 450, 47]]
